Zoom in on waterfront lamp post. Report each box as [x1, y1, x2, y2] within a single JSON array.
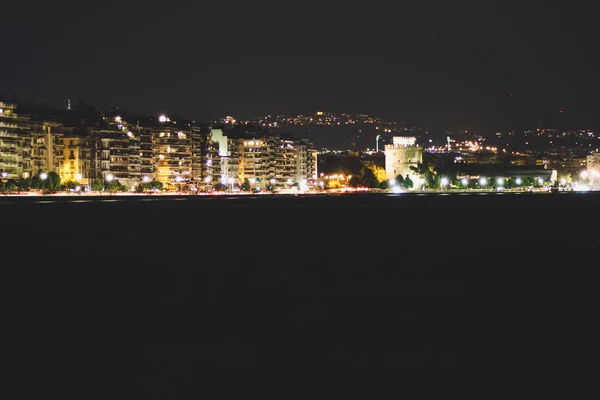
[[440, 177, 449, 191], [479, 177, 487, 189]]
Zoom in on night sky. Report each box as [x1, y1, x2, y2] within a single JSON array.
[[2, 1, 598, 135]]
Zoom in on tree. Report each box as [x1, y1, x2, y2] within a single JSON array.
[[30, 175, 41, 190], [150, 180, 163, 191], [410, 163, 438, 189], [379, 180, 390, 190], [62, 180, 78, 190], [395, 175, 405, 186], [365, 162, 386, 183], [20, 178, 31, 191], [523, 177, 535, 188], [353, 165, 379, 188], [403, 175, 414, 189], [91, 179, 105, 191], [6, 180, 18, 192], [213, 183, 227, 192], [47, 171, 61, 191], [241, 179, 251, 191]]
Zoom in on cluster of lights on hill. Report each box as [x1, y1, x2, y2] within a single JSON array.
[[218, 111, 422, 134]]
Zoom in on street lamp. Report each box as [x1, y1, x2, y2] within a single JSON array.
[[461, 178, 468, 188], [40, 172, 48, 181], [143, 176, 151, 183], [287, 179, 293, 185], [497, 178, 504, 186], [228, 177, 234, 191], [537, 177, 544, 185], [515, 178, 522, 186], [440, 177, 449, 188], [479, 177, 487, 188], [75, 173, 83, 181], [1, 172, 8, 179], [105, 173, 114, 182], [270, 178, 276, 185]]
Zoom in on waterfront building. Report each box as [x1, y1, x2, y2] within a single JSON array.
[[209, 127, 317, 189], [30, 121, 64, 176], [385, 136, 423, 182], [190, 125, 212, 190], [89, 128, 139, 187], [60, 129, 92, 184], [587, 151, 600, 186], [587, 152, 600, 172], [152, 126, 193, 189], [134, 125, 156, 183], [0, 102, 32, 179]]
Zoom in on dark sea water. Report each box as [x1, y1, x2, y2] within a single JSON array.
[[2, 192, 598, 396]]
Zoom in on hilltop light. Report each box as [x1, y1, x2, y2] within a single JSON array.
[[159, 115, 168, 123]]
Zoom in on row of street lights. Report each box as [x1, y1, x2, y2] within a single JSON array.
[[437, 176, 545, 189]]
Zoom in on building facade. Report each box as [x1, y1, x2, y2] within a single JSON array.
[[0, 102, 32, 179], [152, 127, 193, 188], [2, 103, 318, 191]]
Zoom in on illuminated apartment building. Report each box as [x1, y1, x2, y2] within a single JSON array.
[[190, 125, 212, 189], [152, 127, 192, 189], [90, 128, 140, 187], [0, 102, 32, 179], [60, 129, 93, 184], [212, 127, 317, 189], [30, 121, 64, 175]]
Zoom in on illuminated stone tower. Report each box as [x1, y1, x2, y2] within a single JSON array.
[[385, 136, 422, 182]]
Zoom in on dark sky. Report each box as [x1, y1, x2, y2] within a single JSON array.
[[1, 0, 598, 135]]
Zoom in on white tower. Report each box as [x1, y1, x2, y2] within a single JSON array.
[[385, 137, 422, 182]]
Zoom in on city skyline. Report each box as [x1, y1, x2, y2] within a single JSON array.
[[1, 2, 598, 138]]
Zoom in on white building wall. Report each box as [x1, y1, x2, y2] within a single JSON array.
[[385, 137, 422, 183]]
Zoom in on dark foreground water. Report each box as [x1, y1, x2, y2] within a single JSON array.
[[2, 192, 598, 396]]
